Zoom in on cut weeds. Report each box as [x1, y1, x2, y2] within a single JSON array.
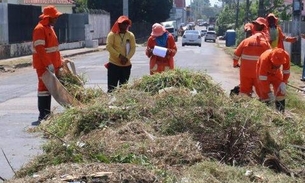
[[6, 69, 305, 183]]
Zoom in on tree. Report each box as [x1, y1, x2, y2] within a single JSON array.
[[257, 0, 291, 21], [86, 0, 173, 24], [73, 0, 88, 13], [189, 0, 221, 22], [217, 0, 292, 45]]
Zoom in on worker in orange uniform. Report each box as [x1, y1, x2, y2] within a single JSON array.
[[233, 17, 271, 97], [244, 22, 254, 38], [32, 5, 63, 125], [256, 48, 290, 113], [146, 23, 177, 75], [266, 13, 297, 48]]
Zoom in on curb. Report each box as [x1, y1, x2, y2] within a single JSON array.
[[0, 48, 102, 72], [61, 48, 101, 58]]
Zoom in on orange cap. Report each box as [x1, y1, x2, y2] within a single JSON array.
[[117, 15, 132, 25], [111, 15, 132, 33], [151, 23, 166, 37], [266, 13, 278, 21], [39, 5, 62, 19], [252, 17, 267, 27], [244, 22, 253, 31], [270, 48, 288, 66]]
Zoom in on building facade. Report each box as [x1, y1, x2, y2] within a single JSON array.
[[174, 0, 185, 8], [0, 0, 75, 14]]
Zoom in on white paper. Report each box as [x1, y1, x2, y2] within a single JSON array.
[[153, 46, 167, 58], [125, 40, 130, 56]]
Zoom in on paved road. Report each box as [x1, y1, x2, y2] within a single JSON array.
[[0, 36, 239, 180]]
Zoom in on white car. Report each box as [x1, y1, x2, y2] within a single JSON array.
[[182, 30, 202, 47], [204, 31, 217, 43], [200, 29, 207, 37]]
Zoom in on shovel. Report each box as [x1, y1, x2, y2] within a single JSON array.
[[41, 69, 82, 107]]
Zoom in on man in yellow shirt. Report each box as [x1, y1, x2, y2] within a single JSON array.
[[106, 15, 136, 93]]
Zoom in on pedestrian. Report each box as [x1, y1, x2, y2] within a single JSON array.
[[266, 13, 297, 49], [32, 5, 63, 125], [256, 47, 290, 113], [244, 22, 254, 38], [145, 23, 177, 75], [106, 15, 136, 93], [233, 17, 271, 97]]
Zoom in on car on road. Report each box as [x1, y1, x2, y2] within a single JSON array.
[[204, 31, 217, 43], [200, 29, 207, 37], [207, 26, 215, 31], [182, 30, 202, 47]]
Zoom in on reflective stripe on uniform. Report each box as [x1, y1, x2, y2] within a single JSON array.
[[33, 39, 45, 47], [38, 91, 50, 97], [283, 70, 290, 74], [241, 54, 259, 61], [259, 75, 268, 81], [33, 46, 59, 54], [45, 46, 59, 53], [233, 55, 240, 60]]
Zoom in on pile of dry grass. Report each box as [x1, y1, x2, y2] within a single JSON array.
[[9, 69, 305, 182]]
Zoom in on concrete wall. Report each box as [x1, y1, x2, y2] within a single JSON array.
[[0, 3, 8, 45], [0, 41, 86, 59], [89, 13, 110, 45], [281, 20, 305, 65], [0, 3, 110, 59]]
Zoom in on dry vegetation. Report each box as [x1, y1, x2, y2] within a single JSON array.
[[5, 69, 305, 183]]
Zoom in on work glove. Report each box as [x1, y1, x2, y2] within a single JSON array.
[[146, 48, 153, 57], [166, 49, 170, 57], [47, 64, 55, 73], [279, 82, 286, 94], [233, 63, 240, 68], [268, 92, 275, 102]]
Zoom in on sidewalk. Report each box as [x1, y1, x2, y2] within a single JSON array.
[[0, 46, 106, 71]]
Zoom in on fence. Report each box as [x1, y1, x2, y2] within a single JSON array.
[[0, 3, 111, 59], [281, 20, 305, 65]]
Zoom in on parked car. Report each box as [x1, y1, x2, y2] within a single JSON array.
[[207, 26, 215, 31], [200, 29, 207, 37], [182, 30, 202, 47], [204, 31, 217, 42]]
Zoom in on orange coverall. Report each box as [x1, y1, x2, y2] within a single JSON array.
[[233, 32, 271, 96], [266, 13, 297, 49], [146, 32, 177, 75], [244, 22, 255, 38], [32, 18, 62, 95], [256, 48, 290, 101]]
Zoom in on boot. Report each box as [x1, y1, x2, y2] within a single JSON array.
[[275, 100, 285, 113], [38, 95, 51, 121]]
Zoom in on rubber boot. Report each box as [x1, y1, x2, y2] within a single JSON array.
[[275, 100, 285, 113], [38, 95, 51, 121]]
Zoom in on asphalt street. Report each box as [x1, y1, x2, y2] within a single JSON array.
[[0, 38, 239, 180]]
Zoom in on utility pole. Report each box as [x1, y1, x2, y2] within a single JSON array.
[[123, 0, 128, 17], [258, 0, 264, 17], [235, 0, 240, 29], [245, 0, 250, 22], [291, 0, 302, 66]]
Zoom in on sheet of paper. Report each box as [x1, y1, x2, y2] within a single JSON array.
[[153, 46, 167, 58]]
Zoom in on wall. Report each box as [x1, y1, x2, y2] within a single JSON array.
[[89, 13, 110, 45], [281, 20, 305, 64], [0, 4, 8, 45], [0, 4, 110, 59]]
